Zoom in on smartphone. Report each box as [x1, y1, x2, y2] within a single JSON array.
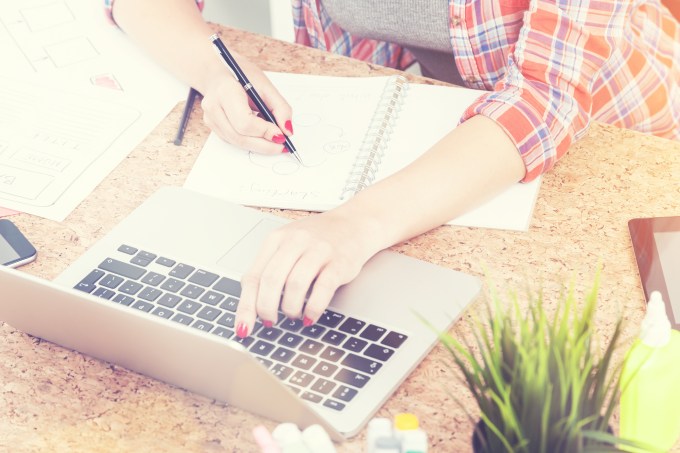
[[0, 219, 37, 268]]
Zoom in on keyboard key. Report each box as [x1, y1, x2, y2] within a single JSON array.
[[132, 251, 157, 266], [360, 324, 387, 342], [300, 325, 326, 339], [312, 361, 338, 378], [201, 291, 225, 306], [323, 399, 345, 411], [381, 331, 408, 349], [217, 312, 236, 328], [138, 287, 162, 302], [317, 310, 345, 328], [278, 332, 303, 348], [311, 378, 336, 395], [213, 276, 242, 297], [321, 330, 346, 346], [338, 317, 366, 335], [132, 300, 154, 312], [170, 263, 195, 279], [291, 354, 316, 370], [117, 245, 138, 255], [112, 294, 135, 306], [156, 257, 176, 267], [151, 307, 173, 319], [251, 340, 276, 357], [92, 287, 115, 300], [333, 385, 358, 402], [197, 306, 222, 321], [189, 270, 219, 287], [232, 336, 255, 348], [271, 364, 294, 380], [258, 327, 283, 342], [334, 369, 370, 388], [180, 284, 205, 299], [342, 354, 382, 375], [160, 278, 185, 293], [141, 272, 165, 286], [364, 344, 395, 361], [300, 339, 324, 355], [119, 280, 143, 295], [177, 300, 200, 315], [98, 258, 145, 280], [301, 391, 322, 403], [320, 346, 345, 362], [99, 274, 124, 289], [172, 313, 193, 325], [280, 318, 304, 332], [212, 327, 234, 339], [192, 320, 214, 332], [271, 347, 296, 363], [75, 269, 105, 293], [219, 296, 239, 312], [342, 337, 368, 353], [289, 371, 314, 387], [157, 293, 182, 308], [256, 358, 273, 369]]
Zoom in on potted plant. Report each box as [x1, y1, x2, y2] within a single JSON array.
[[435, 274, 657, 453]]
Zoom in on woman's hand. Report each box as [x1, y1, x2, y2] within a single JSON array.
[[234, 208, 383, 337], [200, 53, 294, 154]]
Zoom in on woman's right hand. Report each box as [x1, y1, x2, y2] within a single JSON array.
[[199, 51, 294, 154]]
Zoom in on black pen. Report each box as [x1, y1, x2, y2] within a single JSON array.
[[209, 33, 303, 164], [174, 87, 198, 146]]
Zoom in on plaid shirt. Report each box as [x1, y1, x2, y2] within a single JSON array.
[[106, 1, 679, 181]]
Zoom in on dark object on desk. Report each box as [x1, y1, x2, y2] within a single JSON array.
[[0, 219, 37, 268], [209, 33, 303, 165], [174, 87, 199, 146], [629, 216, 680, 329]]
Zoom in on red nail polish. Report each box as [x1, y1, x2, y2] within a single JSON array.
[[303, 316, 314, 327], [281, 146, 288, 153], [272, 134, 286, 144], [236, 323, 249, 338], [263, 320, 273, 328], [285, 120, 293, 134]]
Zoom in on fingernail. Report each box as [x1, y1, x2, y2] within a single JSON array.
[[263, 320, 273, 328], [281, 146, 288, 153], [303, 316, 314, 327], [285, 120, 293, 134], [272, 134, 286, 144], [236, 323, 249, 338]]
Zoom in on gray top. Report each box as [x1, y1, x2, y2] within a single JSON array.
[[321, 0, 464, 85]]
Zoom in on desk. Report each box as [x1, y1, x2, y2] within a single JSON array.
[[2, 25, 679, 452]]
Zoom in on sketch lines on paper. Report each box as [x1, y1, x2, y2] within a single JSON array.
[[247, 112, 351, 175]]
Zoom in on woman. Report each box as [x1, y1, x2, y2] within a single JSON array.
[[106, 0, 679, 337]]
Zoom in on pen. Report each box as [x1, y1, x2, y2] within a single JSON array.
[[209, 33, 303, 164], [174, 87, 198, 146]]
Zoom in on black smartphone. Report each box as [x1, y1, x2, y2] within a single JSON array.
[[0, 219, 37, 267]]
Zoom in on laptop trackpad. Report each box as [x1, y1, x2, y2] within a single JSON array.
[[216, 218, 286, 274]]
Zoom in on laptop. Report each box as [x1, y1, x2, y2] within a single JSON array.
[[629, 216, 680, 329], [0, 186, 481, 441]]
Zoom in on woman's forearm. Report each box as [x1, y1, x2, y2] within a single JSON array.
[[111, 0, 224, 93], [335, 115, 527, 253]]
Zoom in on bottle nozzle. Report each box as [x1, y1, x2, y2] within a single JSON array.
[[640, 291, 671, 347]]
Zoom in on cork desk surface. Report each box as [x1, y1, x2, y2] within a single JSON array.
[[2, 25, 679, 453]]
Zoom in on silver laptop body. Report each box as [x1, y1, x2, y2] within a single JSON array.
[[0, 186, 481, 440]]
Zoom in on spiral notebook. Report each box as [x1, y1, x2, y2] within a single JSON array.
[[184, 72, 541, 231]]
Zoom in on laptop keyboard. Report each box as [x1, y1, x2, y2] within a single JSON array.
[[73, 244, 408, 412]]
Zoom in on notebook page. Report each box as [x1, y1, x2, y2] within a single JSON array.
[[185, 73, 390, 211]]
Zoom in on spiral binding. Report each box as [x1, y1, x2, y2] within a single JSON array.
[[340, 75, 409, 199]]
